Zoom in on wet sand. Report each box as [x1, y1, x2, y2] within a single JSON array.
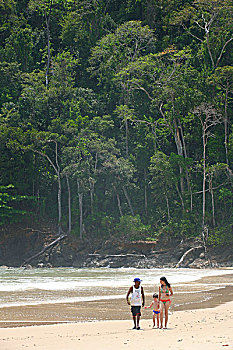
[[0, 272, 233, 328]]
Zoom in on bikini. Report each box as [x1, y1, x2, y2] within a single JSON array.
[[160, 285, 171, 305]]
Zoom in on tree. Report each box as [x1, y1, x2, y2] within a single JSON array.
[[88, 20, 156, 96], [0, 61, 22, 109], [28, 0, 66, 85], [114, 105, 135, 158], [18, 50, 79, 130], [193, 103, 222, 229], [172, 0, 233, 69], [206, 163, 228, 227], [0, 185, 34, 225], [29, 132, 65, 235], [149, 151, 177, 221], [115, 49, 200, 206], [208, 66, 233, 167], [102, 154, 136, 218]]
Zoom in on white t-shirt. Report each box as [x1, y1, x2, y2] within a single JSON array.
[[131, 286, 142, 306]]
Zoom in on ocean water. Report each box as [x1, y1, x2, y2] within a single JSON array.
[[0, 267, 232, 308]]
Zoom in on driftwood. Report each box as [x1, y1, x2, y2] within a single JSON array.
[[88, 253, 146, 258], [175, 246, 203, 268], [20, 234, 67, 267]]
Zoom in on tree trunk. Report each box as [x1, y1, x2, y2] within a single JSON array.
[[123, 186, 134, 216], [202, 131, 207, 229], [54, 140, 62, 236], [144, 169, 148, 216], [89, 179, 94, 215], [45, 19, 50, 87], [190, 190, 193, 213], [66, 175, 71, 233], [206, 26, 215, 70], [125, 119, 129, 157], [224, 86, 229, 166], [32, 140, 62, 236], [165, 193, 171, 221], [176, 184, 185, 213], [179, 119, 193, 211], [21, 234, 67, 267], [45, 0, 52, 87], [194, 103, 222, 260], [116, 193, 123, 217], [114, 186, 123, 217], [57, 173, 62, 235], [151, 124, 157, 151], [176, 246, 203, 268], [202, 225, 210, 262], [89, 152, 98, 215], [77, 180, 83, 240], [209, 173, 216, 227], [173, 119, 185, 194], [201, 129, 209, 262]]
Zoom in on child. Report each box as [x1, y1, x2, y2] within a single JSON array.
[[144, 293, 160, 328], [126, 277, 145, 330]]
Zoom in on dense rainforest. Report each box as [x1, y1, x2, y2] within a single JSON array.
[[0, 0, 233, 251]]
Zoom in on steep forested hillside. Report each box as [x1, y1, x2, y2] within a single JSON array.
[[0, 0, 232, 248]]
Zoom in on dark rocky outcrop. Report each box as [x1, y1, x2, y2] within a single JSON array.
[[0, 221, 232, 269]]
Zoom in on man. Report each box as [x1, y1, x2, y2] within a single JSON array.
[[126, 277, 145, 330]]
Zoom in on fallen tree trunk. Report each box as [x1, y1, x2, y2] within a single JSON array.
[[88, 253, 146, 258], [20, 234, 67, 267], [175, 246, 203, 268]]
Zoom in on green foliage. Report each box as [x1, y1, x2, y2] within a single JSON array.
[[207, 225, 233, 246], [171, 0, 233, 69], [115, 215, 151, 241], [158, 217, 199, 240], [0, 0, 232, 246], [88, 20, 156, 87], [0, 185, 35, 225]]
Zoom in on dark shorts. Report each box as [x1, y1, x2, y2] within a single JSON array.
[[131, 306, 141, 317]]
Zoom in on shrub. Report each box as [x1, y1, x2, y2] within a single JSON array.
[[115, 215, 151, 241]]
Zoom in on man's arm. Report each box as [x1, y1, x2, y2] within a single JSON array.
[[126, 286, 133, 305], [141, 286, 145, 307]]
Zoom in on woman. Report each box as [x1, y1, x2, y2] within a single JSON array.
[[159, 276, 173, 329]]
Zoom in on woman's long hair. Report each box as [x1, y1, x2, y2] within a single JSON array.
[[160, 276, 171, 288]]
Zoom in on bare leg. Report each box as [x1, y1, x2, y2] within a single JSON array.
[[132, 316, 136, 329], [136, 314, 140, 329], [160, 303, 164, 328], [164, 302, 170, 328], [153, 313, 155, 328], [157, 314, 160, 328]]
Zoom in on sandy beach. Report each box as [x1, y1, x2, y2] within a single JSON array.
[[0, 270, 233, 349], [0, 300, 232, 350]]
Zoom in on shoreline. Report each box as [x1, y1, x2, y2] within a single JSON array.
[[0, 301, 233, 350], [0, 272, 233, 328]]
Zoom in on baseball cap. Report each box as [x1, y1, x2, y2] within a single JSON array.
[[133, 277, 142, 282]]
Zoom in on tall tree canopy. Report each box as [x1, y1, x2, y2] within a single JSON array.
[[0, 0, 232, 246]]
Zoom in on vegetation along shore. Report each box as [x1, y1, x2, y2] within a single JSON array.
[[0, 1, 232, 267]]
